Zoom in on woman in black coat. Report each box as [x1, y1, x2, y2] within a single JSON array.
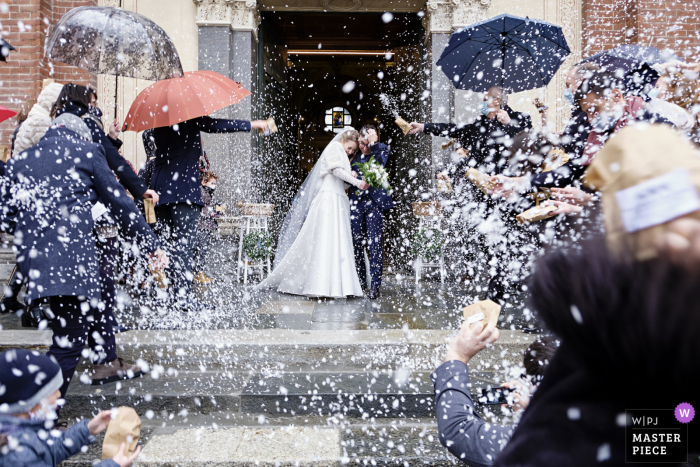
[[1, 114, 167, 397], [52, 84, 157, 337]]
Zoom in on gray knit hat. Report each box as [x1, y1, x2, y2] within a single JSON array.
[[51, 113, 92, 141]]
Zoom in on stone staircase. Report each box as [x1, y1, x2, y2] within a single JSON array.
[[0, 328, 535, 466], [0, 235, 15, 286]]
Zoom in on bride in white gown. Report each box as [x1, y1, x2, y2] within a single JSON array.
[[257, 130, 369, 298]]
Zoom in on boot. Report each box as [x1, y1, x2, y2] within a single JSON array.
[[193, 271, 213, 284], [20, 301, 45, 328], [0, 296, 24, 314], [89, 357, 145, 385]]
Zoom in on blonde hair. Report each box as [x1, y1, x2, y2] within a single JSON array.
[[340, 129, 360, 143]]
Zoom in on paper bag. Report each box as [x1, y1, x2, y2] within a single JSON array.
[[144, 198, 156, 224], [214, 203, 227, 213], [0, 145, 9, 163], [465, 168, 496, 195], [258, 117, 278, 135], [516, 204, 558, 224], [437, 178, 453, 193], [395, 117, 411, 135], [462, 300, 501, 330], [102, 407, 141, 460], [441, 138, 457, 150], [148, 263, 168, 289]]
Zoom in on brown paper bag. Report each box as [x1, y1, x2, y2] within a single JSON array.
[[516, 204, 558, 224], [102, 407, 141, 460], [144, 198, 156, 224], [395, 117, 411, 135], [463, 300, 501, 330], [441, 138, 457, 150], [436, 178, 453, 193], [148, 263, 168, 289], [0, 145, 9, 163], [465, 168, 496, 195]]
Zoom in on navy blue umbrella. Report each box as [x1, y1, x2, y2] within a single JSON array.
[[437, 13, 570, 94]]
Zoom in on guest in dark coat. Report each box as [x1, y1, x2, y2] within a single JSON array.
[[348, 125, 393, 299], [494, 239, 700, 466], [409, 87, 532, 175], [0, 114, 166, 397], [409, 88, 533, 301], [52, 84, 158, 343], [150, 115, 269, 305], [192, 171, 219, 285], [433, 321, 559, 466]]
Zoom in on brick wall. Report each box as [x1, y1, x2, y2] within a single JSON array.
[[0, 0, 96, 147], [582, 0, 700, 61]]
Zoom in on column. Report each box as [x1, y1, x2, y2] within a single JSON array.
[[193, 0, 260, 205], [422, 0, 490, 174]]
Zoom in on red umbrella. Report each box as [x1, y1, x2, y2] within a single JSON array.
[[122, 70, 251, 132], [0, 105, 17, 124]]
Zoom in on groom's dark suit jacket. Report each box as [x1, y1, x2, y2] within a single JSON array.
[[348, 142, 393, 209]]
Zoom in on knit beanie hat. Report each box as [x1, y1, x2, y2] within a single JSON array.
[[0, 350, 63, 415]]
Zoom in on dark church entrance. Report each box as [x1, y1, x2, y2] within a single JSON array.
[[255, 11, 434, 271]]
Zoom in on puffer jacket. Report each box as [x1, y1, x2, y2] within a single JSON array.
[[11, 83, 63, 157], [0, 415, 118, 467]]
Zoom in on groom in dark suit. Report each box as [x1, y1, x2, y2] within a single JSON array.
[[349, 125, 393, 300]]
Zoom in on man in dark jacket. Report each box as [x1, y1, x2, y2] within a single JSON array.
[[433, 319, 558, 466], [349, 125, 393, 299], [1, 115, 167, 397], [409, 87, 532, 175], [151, 116, 269, 306]]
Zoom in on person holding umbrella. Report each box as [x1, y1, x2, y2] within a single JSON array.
[[149, 114, 270, 308], [121, 70, 272, 309]]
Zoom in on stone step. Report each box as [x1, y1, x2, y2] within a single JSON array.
[[1, 329, 535, 372], [0, 251, 15, 261], [60, 367, 493, 421], [0, 263, 15, 282], [60, 417, 451, 467]]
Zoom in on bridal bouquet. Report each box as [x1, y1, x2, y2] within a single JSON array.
[[356, 157, 391, 194]]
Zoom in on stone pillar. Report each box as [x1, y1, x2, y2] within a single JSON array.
[[193, 0, 260, 205], [422, 0, 490, 173]]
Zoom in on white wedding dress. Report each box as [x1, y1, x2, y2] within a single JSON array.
[[257, 137, 364, 298]]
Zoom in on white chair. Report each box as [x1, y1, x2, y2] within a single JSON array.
[[412, 201, 446, 284], [236, 203, 274, 284]]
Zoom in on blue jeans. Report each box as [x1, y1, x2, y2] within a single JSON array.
[[155, 203, 202, 296], [350, 197, 384, 289]]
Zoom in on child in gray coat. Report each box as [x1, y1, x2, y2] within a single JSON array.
[[0, 349, 140, 467]]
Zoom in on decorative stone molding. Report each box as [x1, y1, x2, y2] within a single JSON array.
[[322, 0, 361, 11], [193, 0, 261, 39], [422, 0, 490, 39]]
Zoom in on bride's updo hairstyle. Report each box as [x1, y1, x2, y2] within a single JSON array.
[[340, 129, 360, 143]]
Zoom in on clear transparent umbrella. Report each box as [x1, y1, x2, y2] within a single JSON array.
[[46, 6, 183, 81]]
